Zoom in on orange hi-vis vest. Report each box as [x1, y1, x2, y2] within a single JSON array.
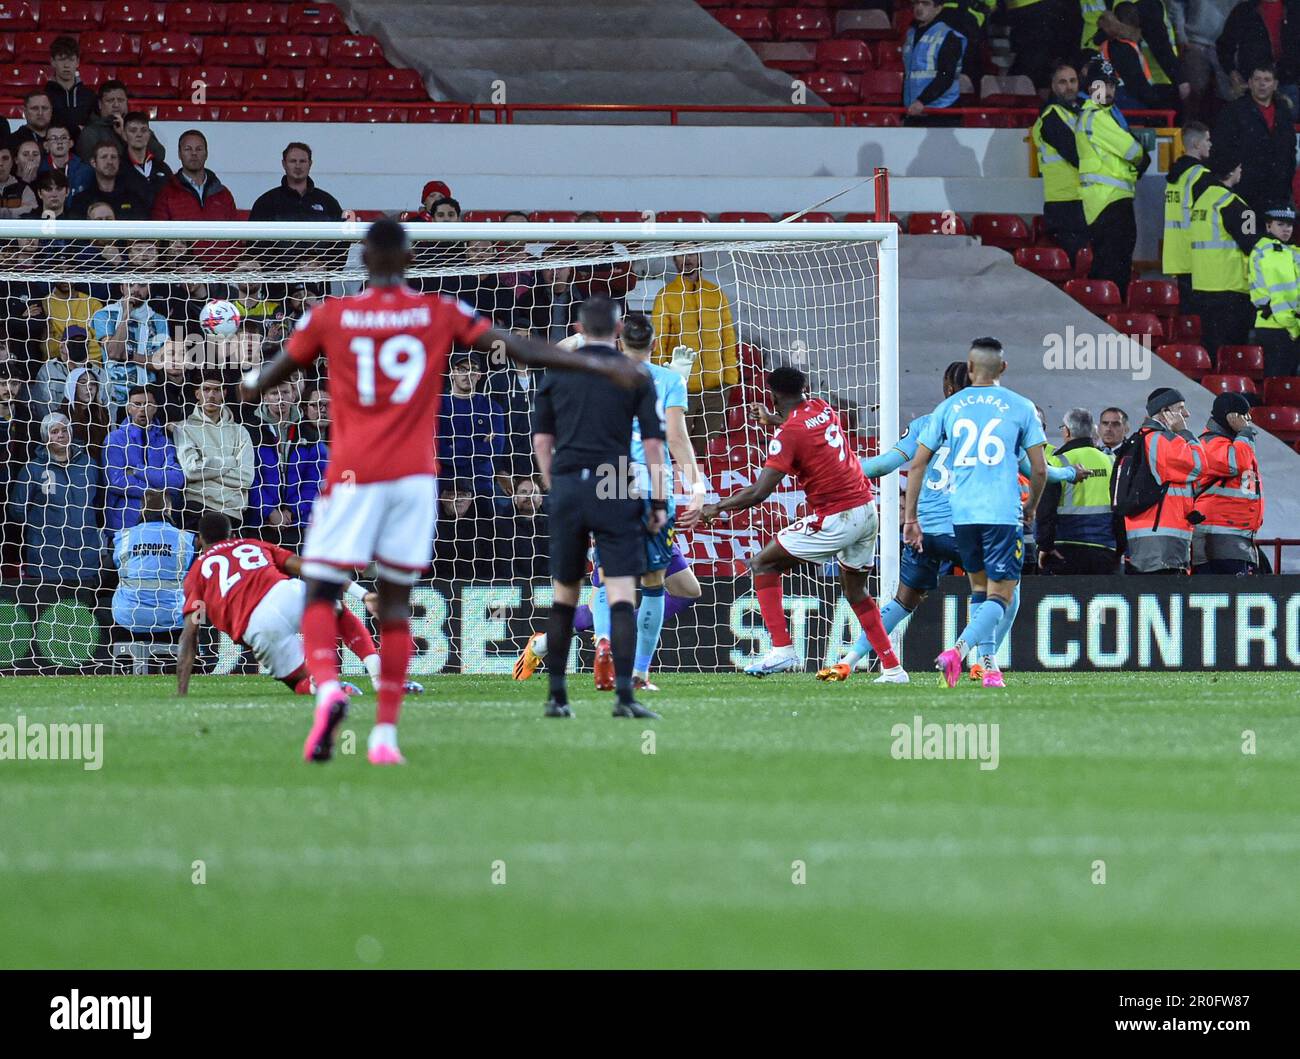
[[1194, 429, 1263, 534], [1123, 424, 1204, 542]]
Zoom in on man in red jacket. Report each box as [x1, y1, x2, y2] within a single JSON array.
[[1193, 392, 1263, 573], [151, 130, 240, 267]]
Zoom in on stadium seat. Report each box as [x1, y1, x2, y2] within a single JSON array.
[[1262, 376, 1300, 404], [1170, 314, 1202, 341], [1014, 246, 1072, 283], [80, 31, 142, 65], [774, 7, 834, 39], [204, 36, 266, 66], [242, 68, 305, 100], [368, 68, 426, 101], [0, 36, 12, 62], [806, 70, 860, 104], [328, 35, 387, 68], [908, 211, 967, 235], [859, 70, 903, 104], [656, 210, 710, 223], [1072, 246, 1094, 277], [181, 65, 243, 99], [979, 74, 1037, 107], [306, 69, 367, 100], [530, 211, 579, 223], [1155, 343, 1212, 380], [964, 110, 1021, 128], [141, 31, 203, 65], [0, 62, 43, 89], [873, 40, 904, 69], [598, 211, 650, 223], [1127, 278, 1180, 318], [103, 2, 165, 31], [165, 2, 226, 33], [460, 211, 506, 222], [1200, 374, 1258, 396], [352, 209, 388, 221], [267, 35, 326, 67], [288, 1, 347, 33], [971, 213, 1030, 251], [148, 101, 214, 120], [406, 104, 464, 121], [1063, 278, 1121, 313], [298, 103, 351, 121], [346, 105, 408, 122], [0, 2, 39, 31], [752, 41, 817, 72], [227, 3, 289, 33], [718, 211, 774, 222], [715, 8, 775, 40], [835, 8, 891, 40], [1105, 311, 1164, 341], [116, 66, 178, 94], [854, 110, 902, 126], [1216, 345, 1265, 379], [780, 211, 836, 222], [1252, 404, 1300, 442], [216, 103, 284, 120], [12, 31, 55, 62], [39, 1, 101, 32], [815, 39, 870, 71]]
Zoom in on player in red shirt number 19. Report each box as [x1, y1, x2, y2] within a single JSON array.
[[242, 220, 646, 765]]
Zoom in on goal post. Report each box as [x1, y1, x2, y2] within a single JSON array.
[[0, 219, 898, 675]]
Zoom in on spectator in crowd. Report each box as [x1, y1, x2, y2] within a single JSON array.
[[13, 140, 41, 186], [1193, 392, 1263, 573], [77, 81, 167, 170], [1036, 408, 1118, 574], [486, 319, 544, 481], [39, 122, 93, 199], [173, 374, 255, 532], [495, 475, 549, 580], [283, 386, 329, 550], [7, 412, 103, 584], [1122, 388, 1204, 574], [164, 279, 217, 336], [30, 326, 102, 419], [1163, 121, 1213, 306], [43, 281, 103, 360], [147, 339, 195, 426], [427, 195, 461, 222], [1182, 0, 1235, 122], [248, 142, 344, 222], [1250, 202, 1300, 375], [249, 380, 301, 539], [1098, 406, 1131, 454], [0, 368, 32, 468], [1218, 0, 1300, 111], [0, 144, 37, 218], [111, 488, 196, 632], [103, 387, 184, 534], [1077, 58, 1148, 301], [10, 90, 55, 152], [1108, 0, 1188, 110], [262, 280, 321, 347], [1212, 61, 1297, 209], [229, 265, 281, 326], [572, 210, 638, 305], [398, 179, 453, 221], [438, 352, 505, 499], [151, 130, 238, 223], [938, 0, 990, 77], [652, 251, 738, 446], [66, 142, 150, 220], [1101, 4, 1165, 109], [20, 170, 71, 221], [73, 203, 123, 302], [119, 112, 172, 210], [432, 479, 501, 582], [60, 366, 111, 465], [902, 0, 968, 127], [45, 35, 95, 133], [1031, 62, 1088, 264], [1188, 154, 1256, 360], [517, 252, 579, 341], [92, 281, 168, 373], [1007, 0, 1079, 92]]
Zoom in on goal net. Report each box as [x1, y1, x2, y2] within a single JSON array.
[[0, 220, 898, 676]]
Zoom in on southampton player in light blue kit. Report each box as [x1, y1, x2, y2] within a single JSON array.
[[906, 337, 1048, 688]]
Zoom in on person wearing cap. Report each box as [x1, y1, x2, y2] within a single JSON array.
[[1123, 387, 1205, 575], [1188, 152, 1258, 361], [1248, 202, 1300, 376], [1101, 3, 1164, 109], [28, 324, 103, 419], [902, 0, 968, 127], [1192, 392, 1262, 573], [437, 350, 506, 500], [1031, 62, 1089, 265], [1036, 407, 1118, 574], [1163, 122, 1213, 307], [1211, 61, 1297, 211], [399, 180, 453, 222], [1077, 57, 1150, 300]]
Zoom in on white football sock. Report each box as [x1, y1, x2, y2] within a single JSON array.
[[369, 723, 398, 751]]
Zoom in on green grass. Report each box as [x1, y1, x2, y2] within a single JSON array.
[[1, 671, 1298, 968]]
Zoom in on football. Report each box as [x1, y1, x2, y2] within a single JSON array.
[[199, 299, 242, 337]]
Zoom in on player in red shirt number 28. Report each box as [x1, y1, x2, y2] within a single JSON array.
[[700, 365, 908, 683], [242, 219, 646, 765]]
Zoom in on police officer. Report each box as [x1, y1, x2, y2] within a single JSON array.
[[1188, 152, 1258, 361], [903, 0, 968, 127], [1248, 202, 1300, 377], [532, 295, 666, 721], [1164, 122, 1212, 307], [1077, 57, 1149, 300], [1037, 408, 1118, 574], [1031, 62, 1089, 264], [1193, 393, 1262, 574], [111, 487, 195, 632]]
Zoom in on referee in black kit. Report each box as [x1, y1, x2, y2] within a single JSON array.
[[532, 296, 668, 720]]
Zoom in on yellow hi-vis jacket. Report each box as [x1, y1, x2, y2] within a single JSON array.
[[1163, 160, 1208, 275], [1189, 182, 1250, 294], [1249, 237, 1300, 337], [1076, 99, 1144, 224]]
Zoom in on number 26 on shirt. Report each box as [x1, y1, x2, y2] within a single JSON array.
[[951, 417, 1006, 467]]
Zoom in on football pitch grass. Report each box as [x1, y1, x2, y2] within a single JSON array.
[[1, 671, 1298, 969]]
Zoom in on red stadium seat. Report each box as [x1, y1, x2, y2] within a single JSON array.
[[1014, 246, 1072, 283], [166, 2, 226, 33], [1262, 376, 1300, 404], [859, 70, 903, 104], [227, 3, 289, 33], [774, 7, 834, 40], [306, 68, 366, 100], [908, 211, 968, 235], [814, 39, 870, 71], [979, 74, 1037, 107], [0, 62, 43, 89], [656, 210, 710, 223], [266, 35, 326, 67], [1127, 278, 1180, 318], [752, 41, 817, 72], [242, 68, 305, 100], [346, 105, 408, 123], [288, 2, 346, 34], [352, 209, 388, 221], [1072, 245, 1094, 277], [204, 36, 266, 66], [718, 211, 774, 222], [461, 211, 508, 223], [1200, 374, 1258, 396], [141, 31, 203, 65], [780, 211, 836, 222], [530, 211, 579, 223], [0, 36, 13, 62], [1063, 278, 1121, 313], [115, 66, 179, 94], [40, 1, 101, 32], [1216, 345, 1265, 379], [1105, 311, 1164, 340], [873, 40, 904, 69], [834, 8, 891, 40], [103, 1, 164, 31], [598, 211, 650, 223], [0, 2, 39, 31], [715, 8, 774, 41], [148, 101, 216, 120], [1252, 405, 1300, 442], [806, 69, 860, 104], [80, 31, 142, 65], [1170, 314, 1202, 341], [12, 31, 55, 62], [1155, 343, 1212, 380], [181, 65, 244, 99], [216, 103, 285, 120], [854, 110, 902, 126], [405, 104, 465, 121], [298, 103, 351, 121], [971, 213, 1030, 251], [963, 110, 1022, 128], [328, 35, 386, 68], [368, 68, 426, 101]]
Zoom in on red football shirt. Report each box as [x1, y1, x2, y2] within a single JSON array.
[[182, 538, 294, 643], [285, 284, 492, 487], [763, 398, 873, 519]]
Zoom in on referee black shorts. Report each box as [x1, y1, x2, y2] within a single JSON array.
[[546, 471, 647, 584]]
